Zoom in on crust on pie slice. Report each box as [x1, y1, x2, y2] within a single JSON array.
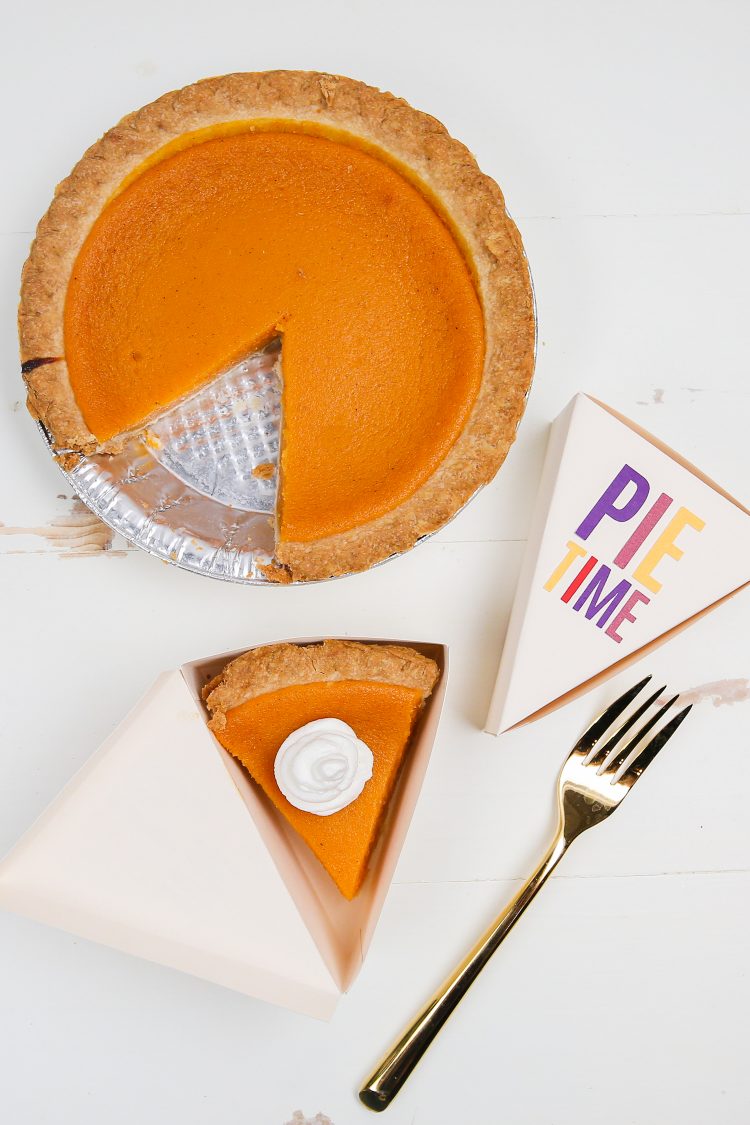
[[203, 640, 440, 898], [204, 639, 439, 730]]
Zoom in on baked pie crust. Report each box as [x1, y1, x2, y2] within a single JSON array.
[[204, 638, 439, 727], [19, 71, 535, 580]]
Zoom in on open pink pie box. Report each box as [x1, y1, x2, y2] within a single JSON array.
[[0, 638, 448, 1020]]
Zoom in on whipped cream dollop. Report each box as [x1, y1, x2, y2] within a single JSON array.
[[274, 718, 374, 816]]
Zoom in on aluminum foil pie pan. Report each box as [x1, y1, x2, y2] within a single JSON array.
[[43, 341, 284, 583], [39, 263, 536, 585], [39, 338, 436, 585]]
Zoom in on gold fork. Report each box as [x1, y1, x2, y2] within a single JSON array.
[[359, 676, 692, 1112]]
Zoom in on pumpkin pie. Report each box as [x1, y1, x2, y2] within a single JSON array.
[[203, 640, 439, 899], [19, 71, 535, 580]]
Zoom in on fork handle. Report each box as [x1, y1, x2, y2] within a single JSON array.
[[359, 831, 570, 1112]]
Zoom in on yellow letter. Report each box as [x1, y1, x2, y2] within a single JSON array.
[[632, 508, 705, 593], [544, 540, 587, 592]]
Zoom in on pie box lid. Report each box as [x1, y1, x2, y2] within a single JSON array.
[[486, 394, 750, 735], [0, 638, 448, 1020]]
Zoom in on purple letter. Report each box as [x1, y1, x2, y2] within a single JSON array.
[[576, 465, 650, 541], [572, 565, 632, 628]]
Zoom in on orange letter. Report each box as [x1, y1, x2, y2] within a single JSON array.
[[632, 507, 705, 594], [544, 541, 587, 592]]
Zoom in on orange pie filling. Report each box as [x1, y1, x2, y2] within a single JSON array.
[[211, 678, 424, 899], [63, 124, 485, 544]]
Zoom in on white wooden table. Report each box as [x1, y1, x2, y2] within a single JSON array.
[[2, 3, 748, 1122]]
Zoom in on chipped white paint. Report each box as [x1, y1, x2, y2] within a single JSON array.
[[284, 1113, 334, 1125], [0, 498, 127, 556]]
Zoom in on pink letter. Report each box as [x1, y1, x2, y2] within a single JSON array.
[[605, 590, 651, 643], [613, 492, 673, 568]]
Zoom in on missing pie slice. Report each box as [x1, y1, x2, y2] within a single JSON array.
[[203, 640, 439, 899], [19, 71, 535, 580]]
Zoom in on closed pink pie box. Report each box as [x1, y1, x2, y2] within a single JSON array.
[[0, 637, 448, 1020]]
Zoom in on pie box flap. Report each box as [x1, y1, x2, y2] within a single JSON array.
[[486, 394, 750, 735], [0, 638, 448, 1019]]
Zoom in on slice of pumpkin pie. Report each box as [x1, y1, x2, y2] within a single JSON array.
[[19, 70, 535, 581], [203, 640, 439, 899]]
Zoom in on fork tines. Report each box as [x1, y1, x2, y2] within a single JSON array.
[[619, 705, 692, 783], [577, 676, 692, 786]]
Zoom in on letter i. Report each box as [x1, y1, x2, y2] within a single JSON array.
[[614, 493, 673, 569], [561, 556, 598, 604]]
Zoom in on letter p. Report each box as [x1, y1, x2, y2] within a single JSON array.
[[576, 464, 650, 541]]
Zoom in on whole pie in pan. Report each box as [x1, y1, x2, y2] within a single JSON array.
[[19, 71, 535, 581], [203, 640, 440, 899]]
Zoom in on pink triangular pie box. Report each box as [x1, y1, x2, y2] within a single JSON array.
[[486, 395, 750, 734], [0, 637, 447, 1019]]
